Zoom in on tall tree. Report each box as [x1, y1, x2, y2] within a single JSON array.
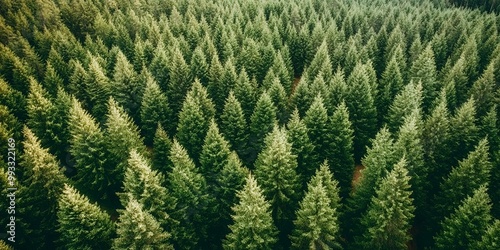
[[233, 68, 258, 119], [223, 174, 278, 250], [111, 50, 143, 121], [84, 56, 111, 123], [220, 91, 248, 161], [378, 54, 404, 124], [17, 127, 67, 249], [166, 46, 192, 119], [474, 219, 500, 250], [290, 161, 342, 249], [151, 124, 172, 175], [199, 119, 232, 186], [359, 157, 415, 250], [410, 44, 439, 113], [434, 186, 492, 250], [449, 97, 479, 164], [386, 81, 423, 134], [113, 198, 173, 250], [57, 184, 115, 250], [248, 91, 277, 164], [345, 62, 377, 162], [140, 76, 172, 145], [254, 126, 301, 249], [303, 94, 329, 169]]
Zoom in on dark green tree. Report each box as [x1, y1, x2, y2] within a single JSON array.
[[223, 174, 278, 250], [200, 119, 232, 186], [220, 91, 248, 161], [57, 184, 115, 250], [268, 77, 289, 124], [113, 197, 173, 250], [189, 46, 209, 85], [360, 157, 415, 250], [474, 219, 500, 250], [303, 94, 329, 169], [449, 97, 479, 164], [378, 54, 404, 124], [166, 46, 192, 119], [152, 124, 172, 175], [140, 76, 172, 145], [111, 50, 143, 120], [233, 68, 258, 119], [386, 81, 423, 134], [17, 127, 67, 249], [254, 126, 301, 248], [248, 91, 277, 164], [345, 62, 377, 162], [434, 186, 492, 250], [84, 56, 111, 123], [410, 44, 438, 113], [290, 161, 342, 250], [469, 62, 495, 117]]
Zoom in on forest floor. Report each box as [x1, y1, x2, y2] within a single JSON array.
[[352, 164, 365, 187]]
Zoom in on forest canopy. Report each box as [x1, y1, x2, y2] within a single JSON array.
[[0, 0, 499, 249]]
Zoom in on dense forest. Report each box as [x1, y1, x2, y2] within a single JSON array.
[[0, 0, 499, 249]]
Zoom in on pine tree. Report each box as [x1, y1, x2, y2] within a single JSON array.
[[68, 97, 109, 200], [112, 50, 143, 120], [119, 149, 174, 228], [152, 124, 172, 176], [328, 68, 348, 111], [442, 55, 469, 107], [166, 140, 214, 249], [360, 157, 415, 250], [140, 76, 172, 145], [449, 97, 479, 164], [344, 127, 396, 241], [104, 98, 146, 200], [475, 219, 500, 250], [286, 108, 316, 188], [223, 174, 278, 250], [469, 62, 495, 117], [220, 91, 248, 161], [290, 161, 342, 250], [290, 72, 312, 117], [345, 62, 378, 162], [166, 46, 192, 119], [233, 68, 258, 119], [268, 77, 289, 124], [303, 94, 329, 169], [84, 56, 111, 123], [254, 126, 301, 248], [305, 40, 333, 82], [386, 81, 423, 134], [17, 127, 67, 249], [327, 102, 355, 198], [248, 91, 277, 164], [113, 198, 173, 250], [435, 138, 491, 221], [214, 58, 238, 114], [378, 54, 404, 124], [200, 119, 232, 186], [410, 44, 438, 113], [43, 62, 63, 97], [189, 46, 209, 85], [57, 184, 115, 250], [434, 186, 492, 250]]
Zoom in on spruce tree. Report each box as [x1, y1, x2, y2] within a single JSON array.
[[434, 186, 492, 250], [189, 46, 209, 85], [303, 94, 329, 169], [345, 62, 377, 162], [84, 56, 111, 123], [475, 219, 500, 250], [166, 46, 192, 119], [268, 77, 289, 124], [248, 91, 277, 164], [104, 98, 146, 199], [469, 62, 495, 117], [220, 91, 248, 161], [435, 138, 491, 221], [43, 62, 63, 97], [233, 68, 258, 119], [449, 97, 479, 164], [17, 127, 67, 249], [68, 97, 109, 200], [290, 162, 342, 250], [328, 68, 348, 111], [327, 102, 355, 198], [113, 197, 173, 250], [112, 50, 143, 120], [286, 108, 316, 188], [254, 126, 301, 248], [442, 55, 469, 108], [410, 44, 438, 113], [386, 81, 423, 134], [152, 124, 172, 176], [290, 72, 312, 117], [57, 184, 115, 250], [166, 140, 214, 249], [199, 119, 232, 186], [378, 54, 404, 124], [140, 77, 172, 145], [223, 174, 278, 250], [360, 157, 415, 250], [305, 40, 333, 82]]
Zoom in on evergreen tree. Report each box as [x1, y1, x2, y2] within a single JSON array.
[[84, 56, 111, 123], [140, 76, 172, 145], [166, 46, 192, 119], [290, 161, 342, 250], [119, 149, 174, 228], [435, 138, 491, 221], [248, 91, 277, 164], [386, 81, 423, 134], [449, 97, 479, 164], [68, 98, 109, 200], [200, 119, 232, 186], [214, 58, 238, 114], [113, 198, 173, 250], [327, 102, 355, 198], [112, 50, 143, 120], [344, 127, 396, 241], [410, 44, 438, 113], [345, 62, 378, 162], [360, 157, 415, 250], [254, 126, 301, 248], [166, 140, 214, 249], [104, 98, 146, 200], [286, 108, 316, 188], [57, 184, 115, 250], [17, 127, 67, 249], [442, 55, 469, 108], [469, 62, 495, 117], [305, 40, 333, 82], [220, 91, 248, 161], [268, 77, 289, 124], [434, 186, 492, 250], [43, 62, 63, 97], [152, 124, 172, 176], [328, 68, 348, 111], [475, 219, 500, 250], [290, 72, 312, 117], [189, 46, 209, 85], [303, 94, 329, 169], [378, 54, 404, 124], [223, 174, 278, 250], [233, 68, 258, 119]]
